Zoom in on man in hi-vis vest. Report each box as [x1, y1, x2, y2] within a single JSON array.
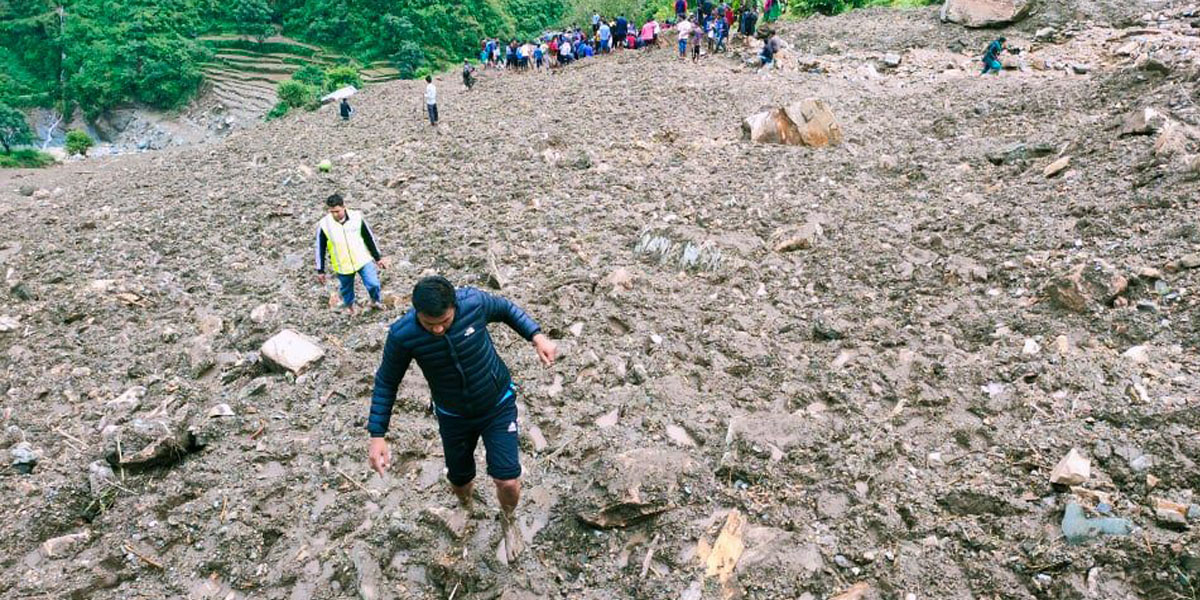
[[315, 194, 388, 313]]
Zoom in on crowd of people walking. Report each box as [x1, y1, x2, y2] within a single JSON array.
[[468, 0, 780, 81]]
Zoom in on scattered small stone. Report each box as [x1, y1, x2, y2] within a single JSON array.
[[41, 531, 91, 558], [1122, 345, 1150, 364], [1035, 27, 1056, 40], [88, 460, 116, 496], [1153, 498, 1189, 528], [206, 403, 235, 418], [260, 329, 325, 374], [1071, 63, 1092, 75], [18, 185, 36, 197], [249, 303, 280, 325], [1022, 339, 1041, 355], [833, 554, 854, 569], [596, 408, 620, 428], [1120, 107, 1167, 136], [1049, 448, 1090, 485], [0, 315, 20, 333], [527, 425, 548, 452], [1044, 156, 1071, 178], [882, 53, 902, 68], [665, 424, 696, 447], [11, 441, 39, 473]]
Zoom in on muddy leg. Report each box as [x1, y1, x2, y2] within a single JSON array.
[[495, 478, 524, 561]]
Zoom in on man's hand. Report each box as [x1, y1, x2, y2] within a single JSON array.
[[317, 273, 327, 285], [377, 256, 390, 270], [368, 437, 391, 475], [532, 333, 557, 367]]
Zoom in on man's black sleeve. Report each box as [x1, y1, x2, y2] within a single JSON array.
[[315, 227, 327, 273], [361, 220, 383, 262]]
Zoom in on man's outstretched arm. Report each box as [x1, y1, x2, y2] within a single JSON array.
[[368, 331, 411, 437], [480, 290, 556, 366], [481, 290, 542, 341]]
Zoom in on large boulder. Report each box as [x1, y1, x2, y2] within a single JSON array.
[[742, 98, 843, 148], [940, 0, 1033, 28], [260, 329, 325, 374]]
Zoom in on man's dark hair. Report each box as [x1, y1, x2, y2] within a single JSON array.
[[998, 36, 1006, 43], [326, 193, 344, 208], [413, 276, 456, 316], [425, 75, 432, 83]]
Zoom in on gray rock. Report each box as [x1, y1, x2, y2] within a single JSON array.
[[1071, 63, 1092, 75], [88, 460, 116, 496], [11, 441, 38, 473], [882, 53, 902, 68]]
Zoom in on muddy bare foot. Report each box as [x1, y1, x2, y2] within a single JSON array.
[[498, 510, 525, 563]]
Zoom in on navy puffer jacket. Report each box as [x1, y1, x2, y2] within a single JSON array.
[[367, 287, 542, 436]]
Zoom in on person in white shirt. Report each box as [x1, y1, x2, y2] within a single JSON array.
[[424, 75, 438, 126], [677, 19, 693, 59]]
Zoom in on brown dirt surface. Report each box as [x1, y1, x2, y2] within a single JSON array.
[[1, 4, 1199, 599]]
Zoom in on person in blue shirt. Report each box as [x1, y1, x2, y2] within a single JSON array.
[[368, 276, 557, 563], [981, 37, 1005, 75]]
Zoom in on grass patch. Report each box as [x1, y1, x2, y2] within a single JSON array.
[[0, 149, 56, 169]]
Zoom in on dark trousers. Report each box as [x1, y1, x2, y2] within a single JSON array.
[[426, 103, 438, 125]]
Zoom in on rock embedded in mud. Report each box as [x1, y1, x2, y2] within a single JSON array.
[[940, 0, 1032, 28], [1120, 108, 1168, 136], [1049, 448, 1090, 485], [260, 329, 324, 374], [742, 98, 843, 147], [772, 222, 823, 252], [1043, 260, 1128, 313], [1043, 156, 1071, 178], [10, 441, 39, 473], [41, 531, 91, 558], [249, 303, 280, 325]]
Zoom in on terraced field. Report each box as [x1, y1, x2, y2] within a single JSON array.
[[197, 35, 402, 120]]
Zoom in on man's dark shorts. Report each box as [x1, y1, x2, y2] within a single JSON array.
[[436, 391, 520, 486]]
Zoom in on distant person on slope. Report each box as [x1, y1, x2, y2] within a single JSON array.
[[981, 37, 1005, 75], [641, 19, 659, 49], [367, 275, 558, 563], [676, 0, 689, 22], [764, 0, 782, 23], [592, 12, 601, 36], [614, 14, 629, 48], [462, 60, 476, 90], [424, 75, 439, 126], [315, 194, 387, 314], [677, 18, 693, 59], [339, 98, 354, 121]]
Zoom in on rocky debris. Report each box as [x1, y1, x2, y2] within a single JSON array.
[[1043, 260, 1128, 312], [206, 403, 235, 418], [10, 441, 39, 474], [831, 583, 871, 600], [985, 141, 1056, 165], [939, 0, 1032, 28], [1152, 122, 1196, 160], [576, 448, 696, 528], [1043, 155, 1071, 177], [771, 222, 823, 252], [260, 329, 324, 374], [1152, 498, 1190, 529], [1062, 503, 1134, 544], [18, 185, 36, 197], [1122, 345, 1150, 364], [1120, 108, 1167, 136], [1050, 448, 1090, 485], [104, 412, 194, 470], [1071, 63, 1092, 75], [1035, 27, 1057, 41], [249, 303, 280, 325], [882, 53, 902, 68], [41, 531, 90, 559], [1135, 54, 1170, 75], [742, 98, 843, 147], [87, 460, 116, 496]]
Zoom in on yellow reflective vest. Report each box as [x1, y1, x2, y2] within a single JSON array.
[[317, 210, 375, 275]]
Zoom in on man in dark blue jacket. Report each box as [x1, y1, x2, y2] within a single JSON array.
[[367, 275, 556, 562]]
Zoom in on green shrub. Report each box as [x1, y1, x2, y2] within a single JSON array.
[[265, 101, 291, 120], [276, 80, 317, 108], [292, 64, 327, 88], [0, 149, 56, 168], [323, 65, 362, 91], [65, 130, 94, 156]]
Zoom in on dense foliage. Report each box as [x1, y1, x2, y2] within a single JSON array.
[[0, 103, 34, 153]]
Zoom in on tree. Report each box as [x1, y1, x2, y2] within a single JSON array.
[[233, 0, 275, 43], [0, 103, 33, 154], [292, 64, 326, 88], [65, 129, 93, 156]]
